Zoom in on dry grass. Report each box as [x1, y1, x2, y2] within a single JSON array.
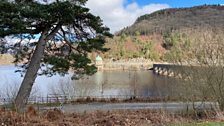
[[1, 105, 224, 126]]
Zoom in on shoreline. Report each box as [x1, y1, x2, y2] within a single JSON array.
[[0, 56, 169, 71]]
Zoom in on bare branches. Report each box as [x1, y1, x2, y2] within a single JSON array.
[[171, 30, 224, 110]]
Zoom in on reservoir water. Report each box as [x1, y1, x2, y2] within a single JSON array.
[[0, 65, 179, 99]]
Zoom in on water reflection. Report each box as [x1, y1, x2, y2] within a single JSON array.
[[0, 65, 182, 99], [72, 70, 171, 98]]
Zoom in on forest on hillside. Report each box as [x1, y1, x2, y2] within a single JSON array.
[[118, 5, 224, 35], [97, 5, 224, 62]]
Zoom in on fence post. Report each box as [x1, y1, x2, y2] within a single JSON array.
[[47, 95, 48, 104]]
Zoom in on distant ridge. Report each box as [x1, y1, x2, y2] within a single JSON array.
[[118, 5, 224, 35]]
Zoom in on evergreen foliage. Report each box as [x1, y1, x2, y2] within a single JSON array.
[[0, 0, 111, 78], [0, 0, 111, 110]]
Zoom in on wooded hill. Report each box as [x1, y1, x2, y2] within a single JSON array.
[[118, 5, 224, 35], [100, 5, 224, 61]]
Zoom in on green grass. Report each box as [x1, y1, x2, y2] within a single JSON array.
[[168, 122, 224, 126]]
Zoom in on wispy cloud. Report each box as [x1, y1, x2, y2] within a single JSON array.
[[86, 0, 170, 33]]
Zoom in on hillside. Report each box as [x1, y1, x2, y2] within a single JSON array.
[[99, 5, 224, 62], [101, 35, 165, 61], [118, 5, 224, 35]]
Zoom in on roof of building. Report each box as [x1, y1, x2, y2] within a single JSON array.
[[96, 55, 103, 61]]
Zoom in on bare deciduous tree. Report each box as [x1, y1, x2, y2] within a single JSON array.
[[169, 30, 224, 111]]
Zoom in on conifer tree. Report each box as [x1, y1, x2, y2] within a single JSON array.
[[0, 0, 111, 110]]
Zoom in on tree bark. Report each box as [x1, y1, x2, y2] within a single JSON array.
[[14, 30, 48, 111], [15, 24, 61, 111]]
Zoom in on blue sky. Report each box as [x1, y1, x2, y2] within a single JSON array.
[[127, 0, 224, 8]]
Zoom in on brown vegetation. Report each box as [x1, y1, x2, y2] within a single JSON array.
[[102, 35, 164, 61], [103, 5, 224, 62], [1, 107, 223, 126], [168, 30, 224, 111], [26, 106, 38, 117]]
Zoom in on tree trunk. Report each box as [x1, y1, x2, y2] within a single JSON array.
[[14, 31, 48, 111], [15, 24, 61, 111]]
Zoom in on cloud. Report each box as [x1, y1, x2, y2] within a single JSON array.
[[86, 0, 170, 33]]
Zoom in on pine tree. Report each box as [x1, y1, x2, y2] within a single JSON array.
[[0, 0, 111, 111]]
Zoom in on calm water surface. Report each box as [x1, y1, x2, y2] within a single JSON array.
[[0, 65, 180, 98]]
